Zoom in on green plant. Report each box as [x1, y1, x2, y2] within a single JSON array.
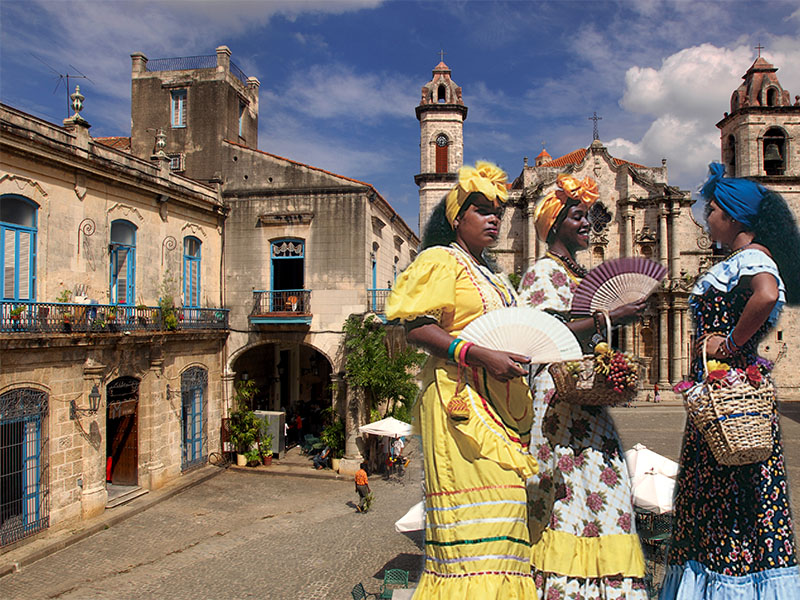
[[159, 270, 179, 330], [9, 305, 25, 317], [228, 408, 261, 454], [343, 315, 426, 421], [244, 447, 261, 466], [320, 418, 345, 459], [56, 289, 72, 303], [107, 306, 117, 319], [259, 432, 273, 458], [507, 272, 522, 290], [234, 379, 259, 411]]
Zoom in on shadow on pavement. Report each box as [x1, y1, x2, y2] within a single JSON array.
[[374, 552, 424, 583]]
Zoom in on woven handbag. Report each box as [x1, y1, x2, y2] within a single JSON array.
[[548, 312, 639, 406], [682, 338, 774, 466]]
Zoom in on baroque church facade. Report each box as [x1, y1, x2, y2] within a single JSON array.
[[415, 57, 799, 394]]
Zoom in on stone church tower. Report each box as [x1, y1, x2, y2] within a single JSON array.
[[717, 56, 800, 390], [415, 61, 468, 233]]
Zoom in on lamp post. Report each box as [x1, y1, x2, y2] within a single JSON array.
[[71, 384, 102, 420]]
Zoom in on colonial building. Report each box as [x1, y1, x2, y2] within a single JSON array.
[[1, 98, 228, 546], [125, 47, 419, 474], [415, 57, 799, 394]]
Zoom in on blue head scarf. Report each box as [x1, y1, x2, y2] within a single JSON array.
[[700, 162, 766, 228]]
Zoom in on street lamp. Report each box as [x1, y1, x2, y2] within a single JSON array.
[[71, 384, 102, 420]]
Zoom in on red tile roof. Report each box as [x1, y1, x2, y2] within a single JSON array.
[[94, 136, 131, 152], [540, 147, 645, 169]]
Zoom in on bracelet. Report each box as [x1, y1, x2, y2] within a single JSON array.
[[457, 342, 474, 366], [727, 331, 744, 352], [448, 338, 461, 362]]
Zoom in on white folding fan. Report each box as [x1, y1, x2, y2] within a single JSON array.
[[459, 307, 582, 364], [570, 257, 667, 317]]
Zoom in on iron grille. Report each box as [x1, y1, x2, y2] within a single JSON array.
[[1, 388, 49, 546], [181, 367, 208, 470]]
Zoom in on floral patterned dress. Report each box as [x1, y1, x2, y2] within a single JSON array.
[[519, 255, 647, 600], [661, 249, 800, 599]]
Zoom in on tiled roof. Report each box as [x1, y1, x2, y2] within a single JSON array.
[[94, 136, 131, 152], [540, 147, 645, 169]]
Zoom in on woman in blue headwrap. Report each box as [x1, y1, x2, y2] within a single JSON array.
[[661, 163, 800, 599]]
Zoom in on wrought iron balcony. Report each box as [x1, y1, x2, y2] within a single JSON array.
[[250, 290, 311, 325], [367, 288, 391, 316], [0, 301, 228, 333]]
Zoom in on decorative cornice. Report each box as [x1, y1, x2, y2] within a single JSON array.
[[0, 173, 48, 198]]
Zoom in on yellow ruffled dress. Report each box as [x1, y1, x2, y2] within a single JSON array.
[[386, 245, 540, 600]]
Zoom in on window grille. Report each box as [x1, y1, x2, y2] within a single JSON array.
[[181, 367, 208, 470], [1, 388, 49, 546], [168, 153, 185, 172]]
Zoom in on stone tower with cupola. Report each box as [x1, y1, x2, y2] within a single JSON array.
[[717, 54, 800, 391], [717, 56, 800, 208], [415, 61, 468, 233]]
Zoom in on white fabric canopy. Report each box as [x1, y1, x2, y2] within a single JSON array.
[[358, 416, 412, 439], [394, 501, 425, 533], [631, 472, 676, 514], [624, 443, 679, 479]]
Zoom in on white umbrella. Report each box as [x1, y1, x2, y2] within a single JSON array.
[[624, 443, 679, 479], [631, 471, 676, 514], [359, 416, 412, 439], [395, 501, 425, 533]]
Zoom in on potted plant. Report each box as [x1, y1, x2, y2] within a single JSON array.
[[244, 447, 261, 467], [320, 417, 345, 472], [136, 304, 149, 327], [228, 408, 261, 467], [259, 432, 274, 466], [9, 305, 25, 321]]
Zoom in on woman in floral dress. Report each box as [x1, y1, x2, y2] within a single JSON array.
[[661, 163, 800, 599], [518, 174, 649, 599], [386, 162, 540, 599]]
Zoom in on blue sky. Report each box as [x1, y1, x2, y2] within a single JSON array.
[[2, 0, 799, 232]]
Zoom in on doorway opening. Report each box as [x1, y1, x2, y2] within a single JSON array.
[[106, 377, 139, 486]]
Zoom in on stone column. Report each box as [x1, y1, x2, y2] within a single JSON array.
[[144, 354, 167, 490], [668, 203, 680, 279], [290, 345, 300, 407], [339, 378, 365, 477], [619, 204, 630, 257], [671, 303, 682, 386], [658, 299, 671, 386], [658, 204, 669, 270], [80, 360, 106, 520], [678, 304, 689, 380]]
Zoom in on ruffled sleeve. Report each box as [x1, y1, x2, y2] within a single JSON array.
[[385, 247, 457, 323], [517, 257, 573, 315], [691, 248, 786, 325]]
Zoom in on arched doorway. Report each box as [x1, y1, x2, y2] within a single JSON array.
[[106, 377, 139, 486]]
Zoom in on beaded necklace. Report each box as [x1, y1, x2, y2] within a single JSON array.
[[450, 243, 517, 308], [545, 251, 587, 280]]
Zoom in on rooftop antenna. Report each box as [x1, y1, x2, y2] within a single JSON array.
[[30, 53, 94, 118]]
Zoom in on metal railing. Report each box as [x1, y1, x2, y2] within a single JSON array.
[[0, 302, 228, 333], [251, 290, 311, 315], [367, 288, 391, 314], [146, 55, 250, 85]]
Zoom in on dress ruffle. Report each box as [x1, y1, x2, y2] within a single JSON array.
[[660, 561, 800, 600], [530, 529, 645, 578], [690, 249, 785, 325], [413, 571, 537, 600]]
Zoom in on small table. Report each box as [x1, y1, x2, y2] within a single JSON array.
[[391, 589, 415, 600]]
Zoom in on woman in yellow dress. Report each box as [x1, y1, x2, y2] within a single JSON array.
[[386, 162, 540, 599]]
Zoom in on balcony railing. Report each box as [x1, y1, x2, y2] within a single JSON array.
[[251, 290, 311, 316], [0, 302, 228, 333], [367, 288, 391, 315]]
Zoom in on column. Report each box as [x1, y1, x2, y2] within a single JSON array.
[[668, 203, 680, 279], [80, 361, 107, 520], [290, 345, 300, 407], [658, 204, 669, 269], [619, 204, 630, 257], [671, 304, 682, 386], [658, 300, 670, 386], [679, 305, 688, 380], [144, 356, 167, 490], [338, 379, 365, 477]]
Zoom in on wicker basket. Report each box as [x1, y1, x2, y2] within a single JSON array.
[[683, 338, 775, 466], [548, 312, 638, 406]]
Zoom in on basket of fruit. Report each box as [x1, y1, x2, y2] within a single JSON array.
[[548, 312, 641, 406]]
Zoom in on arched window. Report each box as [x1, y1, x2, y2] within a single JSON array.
[[109, 220, 136, 305], [183, 236, 201, 308], [766, 87, 778, 107], [435, 134, 449, 173], [1, 195, 37, 301], [730, 91, 739, 113], [0, 387, 49, 544], [437, 85, 447, 103], [763, 127, 786, 176], [181, 366, 208, 470], [726, 135, 736, 173]]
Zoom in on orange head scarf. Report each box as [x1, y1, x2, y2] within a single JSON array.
[[445, 161, 508, 227], [533, 174, 599, 241]]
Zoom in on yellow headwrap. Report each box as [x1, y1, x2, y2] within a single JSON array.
[[445, 161, 508, 227], [533, 174, 599, 241]]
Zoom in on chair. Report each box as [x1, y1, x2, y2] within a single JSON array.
[[351, 582, 377, 600], [285, 295, 299, 311], [635, 508, 673, 596], [301, 434, 320, 454], [379, 569, 409, 599]]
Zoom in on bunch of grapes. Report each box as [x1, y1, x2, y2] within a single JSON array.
[[606, 352, 639, 393]]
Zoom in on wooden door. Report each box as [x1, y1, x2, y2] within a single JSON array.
[[107, 399, 138, 486]]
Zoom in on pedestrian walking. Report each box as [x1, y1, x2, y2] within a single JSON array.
[[653, 383, 661, 403], [354, 462, 371, 512]]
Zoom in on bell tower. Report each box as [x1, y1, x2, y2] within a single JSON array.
[[717, 55, 800, 190], [414, 60, 468, 233]]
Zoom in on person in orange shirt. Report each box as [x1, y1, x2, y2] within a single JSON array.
[[354, 462, 370, 513]]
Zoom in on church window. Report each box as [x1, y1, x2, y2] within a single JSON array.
[[437, 85, 447, 103], [588, 202, 611, 233], [171, 89, 187, 128], [726, 135, 736, 173], [766, 87, 778, 107], [763, 127, 786, 176], [238, 101, 246, 138], [592, 246, 605, 264], [435, 134, 449, 173], [1, 195, 37, 302]]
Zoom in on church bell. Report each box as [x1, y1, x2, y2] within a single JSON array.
[[764, 143, 782, 162]]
